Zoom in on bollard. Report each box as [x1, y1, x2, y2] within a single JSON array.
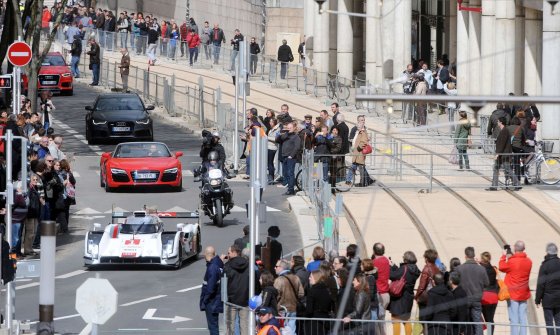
[[37, 221, 56, 335]]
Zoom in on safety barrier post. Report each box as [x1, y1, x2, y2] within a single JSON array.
[[429, 154, 434, 193]]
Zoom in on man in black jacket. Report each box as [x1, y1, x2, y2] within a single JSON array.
[[449, 271, 469, 335], [486, 117, 519, 191], [535, 242, 560, 335], [210, 24, 226, 65], [221, 245, 249, 335], [230, 29, 244, 71], [277, 39, 293, 80], [277, 121, 301, 195], [336, 113, 350, 154], [423, 273, 457, 335], [249, 37, 261, 75], [86, 38, 100, 85]]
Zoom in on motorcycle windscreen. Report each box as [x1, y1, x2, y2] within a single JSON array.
[[208, 169, 223, 179]]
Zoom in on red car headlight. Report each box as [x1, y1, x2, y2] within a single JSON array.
[[61, 72, 72, 78], [164, 168, 178, 174]]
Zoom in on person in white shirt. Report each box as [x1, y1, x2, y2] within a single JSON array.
[[48, 135, 66, 161]]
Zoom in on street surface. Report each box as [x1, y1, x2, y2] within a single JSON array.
[[10, 83, 302, 334]]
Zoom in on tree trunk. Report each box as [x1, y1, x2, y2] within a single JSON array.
[[28, 0, 43, 114], [10, 0, 23, 38]]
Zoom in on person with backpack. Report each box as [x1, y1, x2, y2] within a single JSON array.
[[70, 35, 82, 78], [389, 251, 421, 335]]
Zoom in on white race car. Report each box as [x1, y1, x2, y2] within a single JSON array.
[[84, 209, 201, 269]]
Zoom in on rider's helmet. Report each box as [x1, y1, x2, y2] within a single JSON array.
[[208, 151, 219, 163]]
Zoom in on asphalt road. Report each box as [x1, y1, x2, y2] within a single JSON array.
[[10, 83, 302, 334]]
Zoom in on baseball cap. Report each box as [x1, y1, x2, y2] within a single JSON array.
[[304, 114, 312, 120], [257, 307, 274, 315]]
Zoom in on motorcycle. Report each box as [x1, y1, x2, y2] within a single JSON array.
[[199, 168, 234, 227]]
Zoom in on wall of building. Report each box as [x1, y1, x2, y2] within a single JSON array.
[[265, 7, 304, 58]]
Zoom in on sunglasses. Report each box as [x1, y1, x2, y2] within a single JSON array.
[[46, 160, 54, 162]]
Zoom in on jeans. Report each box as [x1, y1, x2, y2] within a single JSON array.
[[250, 54, 258, 74], [168, 44, 177, 59], [377, 292, 390, 335], [280, 62, 288, 79], [267, 149, 277, 181], [318, 158, 329, 181], [469, 302, 483, 335], [180, 41, 188, 56], [11, 222, 22, 254], [136, 35, 147, 54], [544, 307, 560, 335], [121, 74, 128, 91], [98, 30, 105, 48], [189, 47, 199, 65], [70, 55, 80, 77], [205, 309, 219, 335], [160, 41, 168, 57], [105, 31, 114, 51], [285, 311, 296, 334], [491, 158, 518, 187], [457, 147, 470, 169], [119, 31, 127, 48], [213, 43, 221, 63], [203, 43, 211, 59], [91, 63, 100, 84], [130, 34, 136, 50], [282, 158, 296, 193], [226, 305, 248, 335], [147, 43, 157, 63], [508, 300, 528, 335]]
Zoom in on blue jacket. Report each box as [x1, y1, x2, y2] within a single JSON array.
[[200, 256, 224, 313]]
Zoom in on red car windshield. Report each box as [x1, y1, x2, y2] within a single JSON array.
[[42, 55, 66, 66], [114, 143, 171, 158]]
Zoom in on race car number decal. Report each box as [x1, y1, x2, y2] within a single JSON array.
[[121, 251, 138, 258], [124, 239, 141, 245]]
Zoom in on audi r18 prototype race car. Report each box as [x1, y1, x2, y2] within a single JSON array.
[[84, 208, 201, 269]]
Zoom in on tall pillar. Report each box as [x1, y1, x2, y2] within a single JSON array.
[[337, 0, 354, 80], [493, 0, 516, 95], [353, 1, 364, 76], [524, 8, 542, 96], [329, 0, 338, 74], [381, 0, 395, 80], [514, 4, 525, 95], [304, 0, 316, 65], [468, 0, 481, 95], [456, 1, 469, 94], [366, 0, 381, 84], [447, 0, 457, 63], [480, 0, 495, 105], [393, 0, 412, 79], [541, 0, 560, 150], [313, 2, 330, 76]]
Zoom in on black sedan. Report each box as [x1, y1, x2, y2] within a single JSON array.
[[85, 93, 154, 144]]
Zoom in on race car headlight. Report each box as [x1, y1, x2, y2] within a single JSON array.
[[136, 118, 150, 125], [164, 167, 178, 174], [92, 119, 107, 125], [210, 179, 222, 186], [165, 241, 173, 255], [87, 240, 99, 259], [111, 168, 127, 174], [61, 72, 72, 77]]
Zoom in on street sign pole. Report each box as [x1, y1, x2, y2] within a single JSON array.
[[240, 40, 247, 131], [5, 129, 14, 334], [37, 221, 56, 335], [233, 43, 240, 175]]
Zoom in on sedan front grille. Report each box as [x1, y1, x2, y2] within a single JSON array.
[[39, 74, 60, 86], [132, 170, 160, 183]]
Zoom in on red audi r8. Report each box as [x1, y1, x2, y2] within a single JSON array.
[[100, 142, 183, 192], [22, 52, 73, 95]]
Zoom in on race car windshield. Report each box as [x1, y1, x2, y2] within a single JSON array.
[[95, 97, 144, 111], [42, 55, 66, 66], [114, 143, 172, 158], [120, 223, 157, 234]]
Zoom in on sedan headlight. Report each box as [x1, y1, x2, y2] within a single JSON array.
[[136, 118, 150, 125], [61, 72, 72, 77], [92, 119, 107, 125], [110, 168, 126, 174], [164, 167, 178, 174]]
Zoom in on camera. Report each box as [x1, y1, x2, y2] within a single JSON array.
[[504, 244, 512, 254]]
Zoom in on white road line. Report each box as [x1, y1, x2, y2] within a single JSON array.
[[55, 270, 87, 279], [73, 171, 81, 177], [119, 329, 149, 332], [66, 129, 78, 134], [120, 294, 167, 307], [58, 124, 70, 129], [16, 282, 39, 290], [29, 313, 81, 325], [75, 134, 85, 139], [90, 145, 102, 150], [80, 140, 88, 144], [182, 170, 193, 176], [176, 284, 202, 293]]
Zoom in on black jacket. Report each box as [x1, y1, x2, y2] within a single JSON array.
[[250, 42, 261, 56], [200, 256, 224, 313], [260, 285, 279, 316], [279, 132, 301, 158], [224, 256, 250, 306], [277, 44, 293, 63], [482, 263, 498, 293], [422, 283, 456, 321], [292, 265, 309, 290], [336, 285, 355, 317], [535, 254, 560, 308], [451, 286, 469, 335], [148, 28, 160, 44], [494, 126, 513, 161], [210, 28, 225, 44], [337, 122, 350, 154], [70, 38, 82, 57], [87, 42, 100, 64], [487, 109, 511, 139], [388, 263, 420, 318], [305, 282, 333, 318], [231, 33, 244, 51]]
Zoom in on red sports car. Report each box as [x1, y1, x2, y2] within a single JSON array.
[[23, 52, 73, 95], [100, 142, 183, 192]]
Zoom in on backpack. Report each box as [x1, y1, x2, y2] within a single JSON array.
[[2, 240, 16, 284]]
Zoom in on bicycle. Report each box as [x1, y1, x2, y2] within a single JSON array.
[[327, 70, 350, 101], [295, 161, 359, 192], [522, 141, 560, 185]]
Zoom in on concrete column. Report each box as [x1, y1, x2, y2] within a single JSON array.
[[337, 0, 354, 80], [524, 8, 542, 96], [313, 1, 330, 75], [468, 0, 482, 95], [514, 4, 525, 95], [456, 0, 469, 94], [353, 1, 364, 76], [447, 0, 457, 63], [304, 0, 316, 65], [480, 0, 495, 108], [393, 0, 412, 79], [329, 0, 338, 74], [366, 0, 381, 84], [493, 0, 516, 95], [541, 0, 560, 149], [381, 0, 395, 80]]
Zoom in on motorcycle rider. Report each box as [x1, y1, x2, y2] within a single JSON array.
[[197, 130, 227, 181], [196, 151, 234, 214]]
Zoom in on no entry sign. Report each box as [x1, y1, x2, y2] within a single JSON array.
[[7, 41, 32, 67]]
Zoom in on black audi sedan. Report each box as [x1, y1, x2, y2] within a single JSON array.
[[85, 93, 154, 144]]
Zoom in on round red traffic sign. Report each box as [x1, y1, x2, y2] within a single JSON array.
[[7, 41, 32, 67]]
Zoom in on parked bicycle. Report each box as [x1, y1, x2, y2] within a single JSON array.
[[295, 162, 359, 193], [522, 141, 560, 185], [327, 70, 350, 101]]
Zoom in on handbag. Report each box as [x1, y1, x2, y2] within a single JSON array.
[[448, 147, 459, 165], [481, 290, 499, 305], [362, 144, 373, 155], [389, 265, 408, 297], [495, 267, 510, 301]]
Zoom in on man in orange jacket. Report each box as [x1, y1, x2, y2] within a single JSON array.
[[499, 240, 532, 335]]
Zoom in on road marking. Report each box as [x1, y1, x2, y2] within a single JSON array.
[[67, 129, 78, 134], [75, 134, 85, 139], [80, 140, 88, 144], [182, 169, 193, 176], [176, 284, 202, 293], [15, 278, 32, 282], [229, 205, 281, 212], [142, 308, 191, 323], [55, 270, 87, 279], [73, 171, 81, 177], [120, 294, 167, 307], [119, 329, 149, 332], [175, 328, 209, 331], [90, 145, 102, 151], [70, 215, 105, 220], [74, 208, 102, 215], [16, 282, 39, 290], [105, 207, 129, 213], [29, 313, 82, 325], [165, 206, 190, 212]]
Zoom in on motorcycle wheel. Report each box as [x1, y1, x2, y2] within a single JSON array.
[[213, 198, 224, 227]]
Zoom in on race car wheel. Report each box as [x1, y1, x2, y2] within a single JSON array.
[[213, 199, 224, 227], [100, 167, 105, 187], [196, 230, 202, 256]]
